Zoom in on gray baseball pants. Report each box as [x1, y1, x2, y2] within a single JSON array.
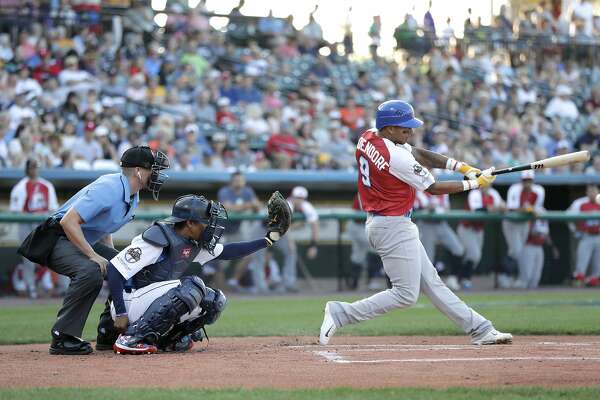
[[327, 215, 492, 336]]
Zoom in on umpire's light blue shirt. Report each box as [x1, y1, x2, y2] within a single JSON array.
[[53, 173, 138, 245]]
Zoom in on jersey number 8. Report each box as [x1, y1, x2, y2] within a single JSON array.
[[359, 156, 371, 187]]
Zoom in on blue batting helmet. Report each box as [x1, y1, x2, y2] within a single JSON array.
[[375, 100, 423, 130]]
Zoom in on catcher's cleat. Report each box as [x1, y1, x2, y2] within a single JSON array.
[[113, 335, 157, 355], [471, 329, 513, 345], [160, 335, 195, 353]]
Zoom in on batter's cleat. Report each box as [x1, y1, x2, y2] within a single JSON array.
[[113, 335, 157, 355], [319, 302, 337, 345], [471, 329, 513, 345], [49, 330, 93, 355]]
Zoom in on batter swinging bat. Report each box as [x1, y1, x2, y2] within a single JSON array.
[[491, 151, 590, 176]]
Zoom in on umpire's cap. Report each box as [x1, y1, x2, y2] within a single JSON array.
[[163, 195, 211, 224], [375, 100, 423, 130], [120, 145, 156, 169]]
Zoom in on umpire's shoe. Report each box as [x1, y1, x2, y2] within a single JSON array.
[[49, 330, 93, 355]]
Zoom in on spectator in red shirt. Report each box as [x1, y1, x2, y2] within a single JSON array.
[[264, 120, 300, 169]]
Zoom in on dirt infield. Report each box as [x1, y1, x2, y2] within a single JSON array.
[[1, 336, 600, 389]]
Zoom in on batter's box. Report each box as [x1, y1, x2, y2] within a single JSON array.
[[312, 342, 600, 364]]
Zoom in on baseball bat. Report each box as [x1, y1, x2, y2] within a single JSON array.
[[491, 151, 590, 176]]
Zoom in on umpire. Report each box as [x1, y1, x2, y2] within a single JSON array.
[[19, 145, 169, 355]]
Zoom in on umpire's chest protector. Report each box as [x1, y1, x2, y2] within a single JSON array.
[[132, 222, 203, 288]]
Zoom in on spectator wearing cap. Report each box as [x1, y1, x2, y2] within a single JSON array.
[[72, 122, 103, 164], [173, 123, 211, 168], [215, 97, 238, 127], [544, 85, 579, 120], [31, 145, 170, 355]]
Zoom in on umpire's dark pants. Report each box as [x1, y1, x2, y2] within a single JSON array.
[[48, 237, 118, 338]]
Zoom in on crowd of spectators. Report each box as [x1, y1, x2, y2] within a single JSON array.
[[0, 1, 599, 175]]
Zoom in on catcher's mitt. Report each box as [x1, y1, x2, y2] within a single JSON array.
[[265, 191, 292, 244]]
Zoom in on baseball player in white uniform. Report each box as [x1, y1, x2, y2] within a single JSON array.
[[319, 100, 512, 346], [414, 190, 465, 290], [500, 170, 545, 287], [514, 215, 559, 289], [248, 186, 319, 292], [456, 186, 505, 289], [567, 184, 600, 287]]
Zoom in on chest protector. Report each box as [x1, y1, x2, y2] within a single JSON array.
[[132, 222, 203, 289]]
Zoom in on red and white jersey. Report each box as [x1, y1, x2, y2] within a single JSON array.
[[506, 182, 545, 212], [356, 129, 434, 216], [461, 188, 504, 230], [526, 219, 549, 246], [567, 196, 600, 234], [9, 177, 58, 214], [414, 191, 449, 213]]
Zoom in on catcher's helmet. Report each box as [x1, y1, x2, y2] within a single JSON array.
[[375, 100, 423, 130], [163, 195, 212, 224]]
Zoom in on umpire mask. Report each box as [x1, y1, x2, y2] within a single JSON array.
[[148, 150, 170, 200]]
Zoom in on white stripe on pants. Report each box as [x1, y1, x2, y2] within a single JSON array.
[[328, 216, 491, 335], [110, 280, 204, 323]]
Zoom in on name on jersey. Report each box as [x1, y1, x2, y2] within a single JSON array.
[[357, 137, 389, 171]]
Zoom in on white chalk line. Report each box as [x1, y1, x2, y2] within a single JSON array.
[[313, 351, 600, 364], [287, 342, 598, 350]]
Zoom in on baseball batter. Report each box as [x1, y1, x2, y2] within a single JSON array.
[[501, 170, 545, 286], [567, 184, 600, 287], [106, 193, 290, 354], [456, 186, 505, 288], [319, 100, 512, 346], [414, 190, 465, 290]]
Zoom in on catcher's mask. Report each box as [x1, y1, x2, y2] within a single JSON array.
[[163, 194, 228, 255]]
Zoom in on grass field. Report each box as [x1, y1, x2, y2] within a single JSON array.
[[1, 290, 599, 345], [0, 388, 599, 400], [1, 290, 599, 400]]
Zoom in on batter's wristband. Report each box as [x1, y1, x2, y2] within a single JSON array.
[[446, 158, 463, 171], [264, 237, 274, 246], [462, 180, 478, 191]]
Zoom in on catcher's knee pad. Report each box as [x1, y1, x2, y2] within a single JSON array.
[[127, 277, 207, 343], [200, 287, 227, 326]]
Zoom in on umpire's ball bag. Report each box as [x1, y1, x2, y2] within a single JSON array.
[[17, 218, 64, 265]]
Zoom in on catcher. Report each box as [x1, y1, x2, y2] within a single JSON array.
[[104, 192, 290, 354]]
